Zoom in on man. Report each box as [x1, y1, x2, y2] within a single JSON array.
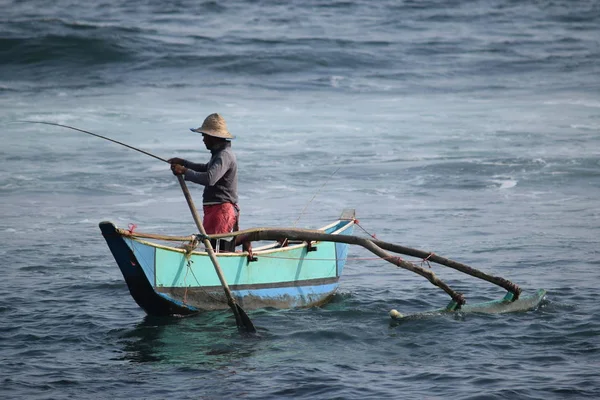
[[169, 113, 239, 238]]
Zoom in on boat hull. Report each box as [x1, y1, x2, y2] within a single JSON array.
[[100, 214, 355, 316]]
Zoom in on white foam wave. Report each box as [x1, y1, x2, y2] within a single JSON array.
[[499, 180, 517, 189], [14, 174, 34, 181], [115, 198, 157, 207], [491, 176, 517, 189], [571, 124, 600, 131], [543, 99, 600, 108]]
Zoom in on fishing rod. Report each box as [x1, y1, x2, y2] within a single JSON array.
[[293, 167, 340, 227], [18, 121, 169, 163], [19, 120, 256, 332]]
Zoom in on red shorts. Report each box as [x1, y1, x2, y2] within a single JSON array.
[[203, 203, 237, 234]]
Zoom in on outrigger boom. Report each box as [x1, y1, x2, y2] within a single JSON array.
[[115, 219, 534, 312]]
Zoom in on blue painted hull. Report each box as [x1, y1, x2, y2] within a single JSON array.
[[100, 215, 355, 317]]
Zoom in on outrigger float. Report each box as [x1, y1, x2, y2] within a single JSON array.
[[389, 289, 547, 322], [100, 208, 546, 322]]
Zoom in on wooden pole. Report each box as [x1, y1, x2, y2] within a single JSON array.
[[176, 176, 256, 333]]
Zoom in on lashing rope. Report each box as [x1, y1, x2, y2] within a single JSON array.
[[354, 219, 437, 267], [127, 223, 137, 234], [421, 252, 434, 269], [353, 219, 377, 239]]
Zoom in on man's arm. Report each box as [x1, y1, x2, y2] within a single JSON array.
[[184, 155, 230, 186], [168, 157, 207, 172], [183, 160, 207, 172]]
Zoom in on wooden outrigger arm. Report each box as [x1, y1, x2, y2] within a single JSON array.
[[118, 226, 523, 309], [229, 228, 467, 307], [226, 228, 520, 302], [368, 239, 522, 300]]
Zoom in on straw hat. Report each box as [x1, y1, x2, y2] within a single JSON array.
[[190, 113, 235, 140]]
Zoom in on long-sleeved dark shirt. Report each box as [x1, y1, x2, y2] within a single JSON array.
[[182, 142, 238, 205]]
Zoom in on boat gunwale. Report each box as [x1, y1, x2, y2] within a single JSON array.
[[120, 218, 355, 257]]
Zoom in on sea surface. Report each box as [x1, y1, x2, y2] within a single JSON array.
[[1, 0, 599, 399]]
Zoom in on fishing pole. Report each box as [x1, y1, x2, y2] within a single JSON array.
[[18, 121, 169, 163], [293, 167, 340, 227], [18, 121, 257, 332], [21, 120, 335, 227]]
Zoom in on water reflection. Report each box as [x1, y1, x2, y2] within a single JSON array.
[[117, 312, 260, 366]]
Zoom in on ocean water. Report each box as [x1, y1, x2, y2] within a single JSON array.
[[1, 0, 599, 398]]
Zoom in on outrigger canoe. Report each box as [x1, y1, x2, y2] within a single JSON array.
[[27, 121, 544, 326], [100, 210, 356, 316], [100, 207, 545, 321]]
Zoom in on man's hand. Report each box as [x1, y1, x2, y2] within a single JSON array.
[[168, 157, 185, 165], [171, 164, 187, 176]]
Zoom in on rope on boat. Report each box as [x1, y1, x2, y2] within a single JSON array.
[[181, 236, 226, 305], [182, 239, 229, 306], [293, 167, 340, 227], [182, 235, 201, 257], [183, 257, 192, 304], [421, 253, 434, 269], [353, 219, 378, 239]]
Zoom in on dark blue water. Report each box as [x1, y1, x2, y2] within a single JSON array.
[[2, 1, 599, 398]]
